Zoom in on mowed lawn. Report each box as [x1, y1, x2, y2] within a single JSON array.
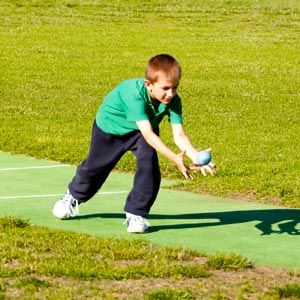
[[1, 1, 300, 208], [1, 1, 300, 299]]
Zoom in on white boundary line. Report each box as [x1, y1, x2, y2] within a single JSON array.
[[0, 163, 128, 200], [0, 191, 128, 200], [0, 165, 71, 171]]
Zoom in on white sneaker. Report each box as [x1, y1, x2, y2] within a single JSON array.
[[124, 212, 149, 233], [52, 190, 79, 219]]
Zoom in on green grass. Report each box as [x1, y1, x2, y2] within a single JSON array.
[[0, 216, 299, 300], [1, 2, 300, 296], [205, 253, 252, 271], [1, 0, 300, 207], [0, 217, 209, 281]]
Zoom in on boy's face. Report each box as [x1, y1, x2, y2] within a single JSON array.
[[145, 75, 180, 105]]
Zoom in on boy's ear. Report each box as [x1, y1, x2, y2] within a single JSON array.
[[144, 79, 152, 90]]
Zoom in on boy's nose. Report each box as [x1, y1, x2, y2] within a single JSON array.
[[167, 89, 175, 98]]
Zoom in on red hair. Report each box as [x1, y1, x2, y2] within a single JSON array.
[[146, 54, 181, 83]]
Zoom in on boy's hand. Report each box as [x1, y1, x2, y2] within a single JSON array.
[[192, 148, 216, 176], [176, 151, 195, 179], [194, 162, 216, 177], [176, 151, 216, 179]]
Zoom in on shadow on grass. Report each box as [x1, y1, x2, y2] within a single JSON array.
[[72, 209, 300, 236]]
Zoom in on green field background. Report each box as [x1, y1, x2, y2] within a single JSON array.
[[1, 0, 300, 207]]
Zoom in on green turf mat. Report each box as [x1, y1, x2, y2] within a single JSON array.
[[0, 151, 299, 270]]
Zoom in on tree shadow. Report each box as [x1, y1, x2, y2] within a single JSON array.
[[72, 209, 300, 236]]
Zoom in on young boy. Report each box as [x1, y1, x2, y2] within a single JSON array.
[[52, 54, 216, 233]]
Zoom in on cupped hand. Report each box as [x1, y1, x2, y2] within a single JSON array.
[[193, 148, 216, 176], [176, 151, 194, 179]]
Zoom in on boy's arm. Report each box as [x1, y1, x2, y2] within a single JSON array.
[[172, 123, 216, 176], [171, 123, 198, 162], [136, 120, 193, 179]]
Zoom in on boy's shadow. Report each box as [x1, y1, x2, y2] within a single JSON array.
[[74, 209, 300, 236]]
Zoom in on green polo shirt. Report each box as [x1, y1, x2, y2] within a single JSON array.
[[96, 78, 182, 135]]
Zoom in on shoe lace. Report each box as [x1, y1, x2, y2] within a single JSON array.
[[123, 215, 149, 227], [69, 199, 79, 217], [61, 195, 79, 217]]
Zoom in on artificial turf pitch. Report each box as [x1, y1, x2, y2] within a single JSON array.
[[0, 151, 299, 270]]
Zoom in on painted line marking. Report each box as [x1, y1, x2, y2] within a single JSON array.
[[0, 165, 71, 171], [0, 191, 128, 200]]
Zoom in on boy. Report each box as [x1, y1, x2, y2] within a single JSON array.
[[52, 54, 216, 233]]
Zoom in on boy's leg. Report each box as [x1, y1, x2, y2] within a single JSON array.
[[53, 123, 142, 219], [124, 130, 161, 217], [68, 121, 125, 203]]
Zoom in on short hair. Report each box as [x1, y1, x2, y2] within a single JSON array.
[[145, 54, 181, 83]]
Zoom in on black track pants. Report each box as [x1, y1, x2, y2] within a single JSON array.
[[68, 121, 161, 217]]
